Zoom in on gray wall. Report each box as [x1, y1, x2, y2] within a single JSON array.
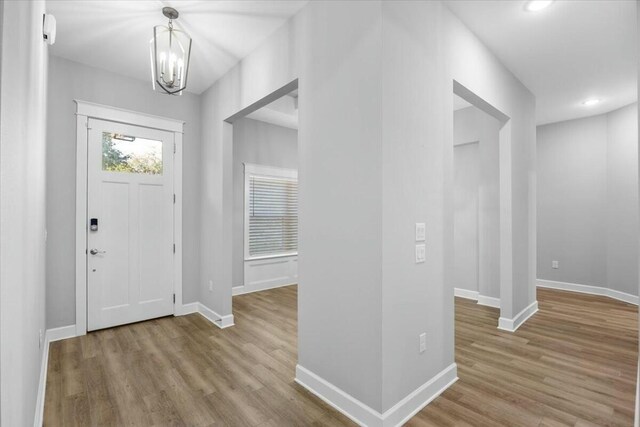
[[232, 118, 298, 287], [0, 1, 48, 424], [453, 142, 479, 292], [46, 55, 202, 328], [453, 106, 501, 299], [606, 104, 639, 296], [537, 103, 638, 296], [199, 0, 536, 414]]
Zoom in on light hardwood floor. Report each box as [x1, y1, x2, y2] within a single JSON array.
[[44, 286, 637, 426]]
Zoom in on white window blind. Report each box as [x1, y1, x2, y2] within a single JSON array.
[[246, 169, 298, 258]]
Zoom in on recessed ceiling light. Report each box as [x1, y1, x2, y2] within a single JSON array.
[[524, 0, 554, 12], [582, 98, 601, 107]]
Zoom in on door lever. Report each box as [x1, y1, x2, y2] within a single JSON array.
[[89, 249, 106, 255]]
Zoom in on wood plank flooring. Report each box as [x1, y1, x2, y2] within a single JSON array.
[[411, 288, 638, 427], [44, 286, 637, 426]]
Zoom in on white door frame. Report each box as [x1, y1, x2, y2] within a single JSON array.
[[74, 100, 184, 336]]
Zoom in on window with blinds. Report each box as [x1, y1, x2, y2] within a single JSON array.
[[247, 173, 298, 258]]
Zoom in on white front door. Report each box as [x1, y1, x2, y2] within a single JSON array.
[[87, 118, 175, 331]]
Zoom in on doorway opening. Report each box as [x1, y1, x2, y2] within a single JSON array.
[[453, 93, 501, 311], [231, 90, 299, 297], [451, 81, 511, 329], [223, 79, 299, 347]]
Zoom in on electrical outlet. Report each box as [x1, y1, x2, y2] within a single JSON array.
[[39, 329, 43, 349], [419, 333, 426, 353], [552, 260, 559, 269], [209, 280, 213, 292]]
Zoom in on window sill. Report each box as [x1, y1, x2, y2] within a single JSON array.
[[245, 252, 298, 262]]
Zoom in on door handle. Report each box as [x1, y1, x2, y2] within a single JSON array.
[[90, 249, 106, 255]]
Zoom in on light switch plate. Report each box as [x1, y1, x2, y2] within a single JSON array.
[[552, 260, 559, 269], [415, 223, 426, 242], [415, 244, 426, 263]]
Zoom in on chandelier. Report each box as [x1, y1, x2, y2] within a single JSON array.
[[150, 7, 192, 95]]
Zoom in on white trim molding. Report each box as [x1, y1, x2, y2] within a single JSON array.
[[34, 339, 50, 427], [295, 364, 458, 427], [46, 325, 77, 343], [454, 288, 479, 300], [233, 281, 297, 296], [197, 303, 235, 329], [537, 279, 639, 305], [454, 288, 500, 308], [75, 100, 184, 133], [477, 295, 500, 309], [35, 325, 78, 426], [74, 101, 184, 335], [175, 302, 199, 316], [174, 301, 234, 329], [498, 301, 539, 332]]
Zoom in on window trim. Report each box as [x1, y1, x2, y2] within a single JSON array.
[[243, 163, 298, 261]]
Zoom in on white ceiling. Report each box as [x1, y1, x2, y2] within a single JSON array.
[[445, 0, 637, 125], [47, 1, 636, 124], [46, 1, 307, 94]]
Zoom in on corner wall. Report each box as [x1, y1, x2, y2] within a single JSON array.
[[537, 103, 638, 298], [198, 0, 535, 420], [0, 1, 49, 424]]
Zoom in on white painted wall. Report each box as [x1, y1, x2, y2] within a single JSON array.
[[606, 104, 639, 296], [453, 142, 480, 292], [537, 103, 638, 297], [446, 3, 537, 323], [198, 0, 536, 416], [46, 56, 202, 328], [537, 114, 608, 287], [0, 1, 48, 425], [232, 117, 298, 287], [453, 106, 501, 300], [0, 2, 4, 418], [636, 8, 640, 423]]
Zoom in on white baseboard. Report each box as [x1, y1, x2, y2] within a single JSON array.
[[35, 325, 78, 426], [175, 301, 234, 329], [454, 288, 500, 308], [498, 301, 538, 332], [454, 288, 479, 300], [477, 295, 500, 308], [232, 281, 296, 296], [295, 363, 457, 427], [537, 279, 639, 305], [295, 365, 382, 426], [176, 302, 199, 316], [46, 325, 77, 343], [381, 363, 458, 427], [197, 303, 235, 329], [34, 338, 50, 427]]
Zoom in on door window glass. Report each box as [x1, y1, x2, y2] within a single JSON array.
[[102, 132, 163, 175]]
